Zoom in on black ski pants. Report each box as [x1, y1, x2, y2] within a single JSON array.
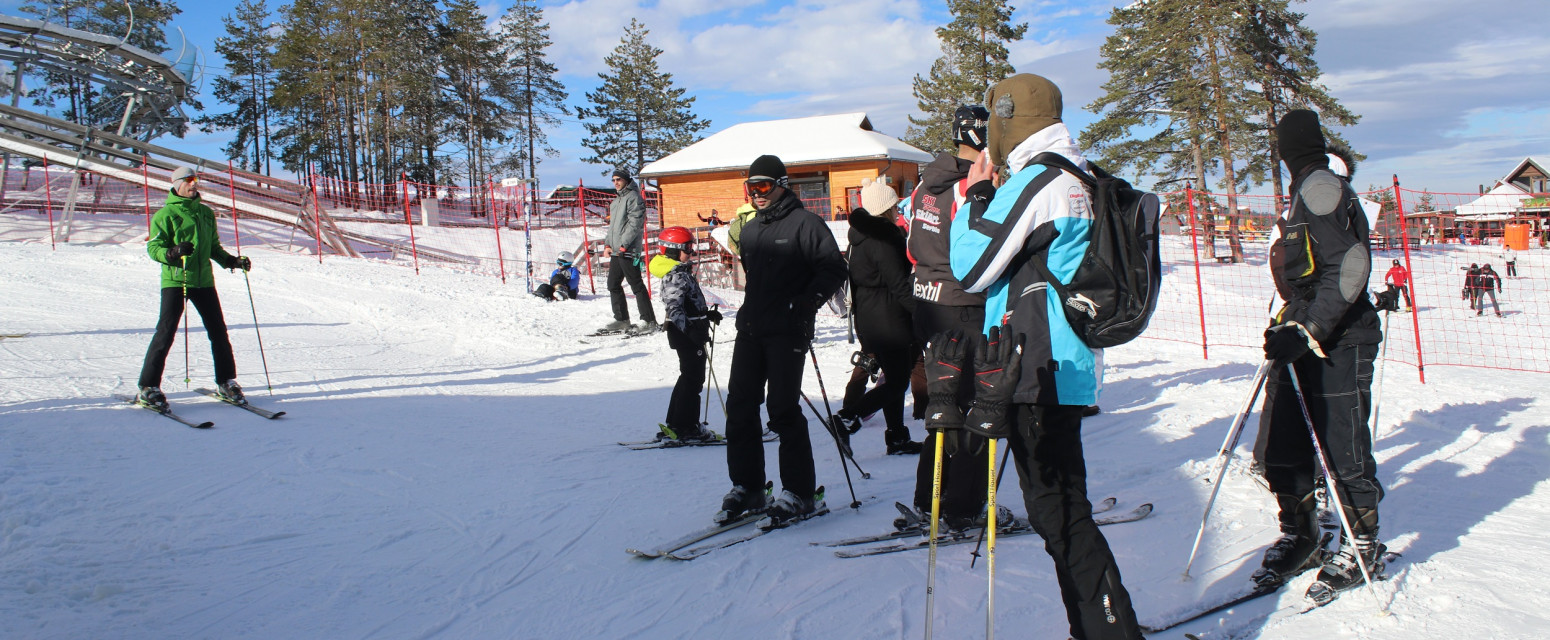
[[840, 346, 915, 445], [667, 338, 707, 433], [139, 286, 236, 388], [1263, 343, 1383, 519], [1009, 404, 1141, 640], [607, 254, 655, 323], [724, 331, 814, 499], [911, 301, 989, 519]]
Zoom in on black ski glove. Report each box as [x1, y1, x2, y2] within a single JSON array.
[[706, 305, 722, 325], [964, 324, 1021, 440], [923, 329, 969, 456], [791, 292, 825, 343], [1264, 321, 1323, 368], [224, 255, 251, 272], [166, 241, 194, 262]]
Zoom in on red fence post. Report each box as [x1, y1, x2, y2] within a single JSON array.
[[308, 164, 324, 263], [1184, 185, 1208, 359], [401, 172, 419, 275], [1393, 175, 1427, 383], [580, 179, 595, 295], [42, 156, 55, 249], [140, 155, 152, 235], [227, 160, 242, 255], [491, 179, 506, 284]]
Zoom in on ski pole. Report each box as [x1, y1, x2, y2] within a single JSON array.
[[182, 257, 190, 388], [801, 387, 861, 509], [805, 348, 871, 481], [1370, 311, 1391, 440], [985, 436, 998, 640], [1285, 364, 1390, 616], [702, 323, 714, 426], [970, 443, 1012, 568], [1182, 360, 1271, 579], [799, 390, 868, 478], [923, 428, 946, 640], [242, 269, 274, 396]]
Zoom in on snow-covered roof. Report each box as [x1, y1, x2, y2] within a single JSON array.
[[640, 112, 932, 178], [1456, 182, 1531, 218]]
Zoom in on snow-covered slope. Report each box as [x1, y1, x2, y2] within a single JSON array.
[[1, 242, 1547, 639]]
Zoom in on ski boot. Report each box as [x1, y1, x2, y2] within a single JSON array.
[[892, 502, 926, 533], [217, 380, 248, 406], [1307, 512, 1385, 606], [714, 483, 770, 525], [885, 427, 923, 455], [828, 412, 860, 458], [136, 386, 169, 412], [597, 320, 632, 335], [628, 321, 660, 336], [762, 487, 824, 529], [658, 423, 720, 444], [1251, 490, 1324, 588]]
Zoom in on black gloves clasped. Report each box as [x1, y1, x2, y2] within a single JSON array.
[[166, 241, 195, 262], [964, 325, 1021, 440]]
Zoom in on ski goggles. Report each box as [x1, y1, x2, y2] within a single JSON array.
[[745, 180, 776, 196]]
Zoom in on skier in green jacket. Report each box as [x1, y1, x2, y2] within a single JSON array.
[[135, 167, 252, 410]]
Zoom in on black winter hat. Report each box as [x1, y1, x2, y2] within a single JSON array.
[[611, 168, 631, 181], [747, 155, 788, 186], [1277, 109, 1328, 179]]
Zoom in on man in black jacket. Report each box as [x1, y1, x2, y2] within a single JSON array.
[[900, 105, 995, 531], [716, 155, 848, 527], [1257, 109, 1385, 606]]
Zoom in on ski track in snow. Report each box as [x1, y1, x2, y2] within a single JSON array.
[[1, 241, 1549, 639]]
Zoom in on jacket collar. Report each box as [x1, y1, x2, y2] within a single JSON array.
[[1006, 123, 1088, 174]]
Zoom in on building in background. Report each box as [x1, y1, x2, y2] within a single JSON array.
[[640, 113, 931, 229]]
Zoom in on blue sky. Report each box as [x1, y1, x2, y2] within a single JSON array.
[[5, 0, 1546, 194]]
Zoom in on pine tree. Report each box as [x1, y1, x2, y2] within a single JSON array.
[[194, 0, 276, 173], [495, 0, 567, 183], [438, 0, 511, 196], [1238, 0, 1359, 199], [577, 19, 708, 176], [904, 0, 1026, 154]]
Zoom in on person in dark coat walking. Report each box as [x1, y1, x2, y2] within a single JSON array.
[[1476, 264, 1502, 316], [599, 169, 657, 334], [1257, 109, 1385, 605], [716, 155, 848, 527], [831, 178, 923, 456]]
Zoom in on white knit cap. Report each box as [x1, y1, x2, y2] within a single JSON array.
[[171, 166, 197, 183], [859, 178, 899, 216]]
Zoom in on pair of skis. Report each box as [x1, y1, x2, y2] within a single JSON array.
[[628, 484, 829, 561], [617, 430, 778, 450], [117, 388, 286, 428], [827, 499, 1153, 559]]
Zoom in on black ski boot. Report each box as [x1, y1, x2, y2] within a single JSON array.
[[762, 487, 824, 529], [1307, 510, 1385, 606], [1251, 490, 1323, 587], [885, 427, 922, 455], [828, 412, 859, 458], [217, 380, 247, 406], [136, 386, 169, 412], [714, 483, 770, 525]]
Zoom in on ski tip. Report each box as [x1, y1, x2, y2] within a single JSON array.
[[268, 411, 287, 419], [194, 422, 214, 429]]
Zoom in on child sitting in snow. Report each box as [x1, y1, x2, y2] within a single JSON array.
[[649, 227, 722, 443], [532, 252, 581, 301]]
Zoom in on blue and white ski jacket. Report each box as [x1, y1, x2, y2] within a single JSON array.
[[949, 124, 1103, 407]]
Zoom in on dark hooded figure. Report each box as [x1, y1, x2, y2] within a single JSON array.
[[1257, 109, 1386, 605]]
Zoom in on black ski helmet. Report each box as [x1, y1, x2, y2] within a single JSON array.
[[1392, 259, 1401, 267], [952, 105, 990, 151]]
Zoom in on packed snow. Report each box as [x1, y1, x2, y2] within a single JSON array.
[[2, 240, 1549, 639]]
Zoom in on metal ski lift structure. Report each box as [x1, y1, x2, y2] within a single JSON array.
[[0, 11, 197, 141]]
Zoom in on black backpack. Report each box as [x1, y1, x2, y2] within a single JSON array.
[[1025, 152, 1162, 348]]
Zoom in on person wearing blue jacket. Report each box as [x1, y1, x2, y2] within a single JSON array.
[[533, 252, 581, 301], [947, 73, 1140, 640]]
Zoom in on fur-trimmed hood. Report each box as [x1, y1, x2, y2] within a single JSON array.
[[1326, 139, 1358, 180]]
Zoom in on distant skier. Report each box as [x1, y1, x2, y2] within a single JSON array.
[[1463, 263, 1481, 310], [1501, 246, 1518, 277], [532, 252, 580, 301], [1476, 264, 1502, 317], [1258, 109, 1385, 606], [136, 167, 251, 410], [648, 226, 721, 443], [1383, 259, 1412, 311], [829, 178, 923, 457], [717, 155, 847, 527]]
